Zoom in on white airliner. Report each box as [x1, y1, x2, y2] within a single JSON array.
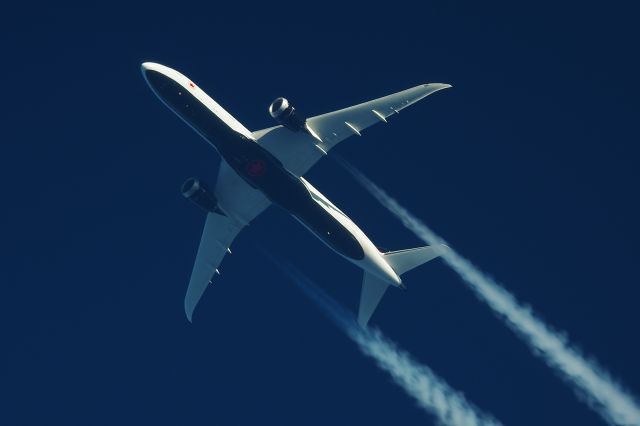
[[141, 62, 451, 326]]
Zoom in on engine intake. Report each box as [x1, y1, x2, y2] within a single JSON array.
[[268, 97, 306, 131], [181, 178, 221, 213]]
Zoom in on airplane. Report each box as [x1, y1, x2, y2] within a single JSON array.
[[141, 62, 451, 326]]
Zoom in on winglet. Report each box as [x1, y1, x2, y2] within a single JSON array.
[[424, 83, 452, 90]]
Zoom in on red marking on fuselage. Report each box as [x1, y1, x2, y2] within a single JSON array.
[[189, 82, 195, 88], [246, 159, 266, 177]]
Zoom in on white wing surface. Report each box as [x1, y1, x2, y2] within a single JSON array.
[[185, 161, 271, 321], [253, 83, 451, 176], [215, 161, 271, 225], [185, 212, 242, 321], [358, 272, 390, 327]]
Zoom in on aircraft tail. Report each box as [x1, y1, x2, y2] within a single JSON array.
[[357, 245, 448, 326]]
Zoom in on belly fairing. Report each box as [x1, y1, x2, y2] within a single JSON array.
[[146, 69, 364, 260]]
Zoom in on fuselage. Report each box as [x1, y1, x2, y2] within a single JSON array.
[[141, 62, 401, 286]]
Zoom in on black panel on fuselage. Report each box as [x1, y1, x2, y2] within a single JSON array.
[[145, 70, 364, 260]]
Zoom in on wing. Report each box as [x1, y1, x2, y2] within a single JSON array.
[[185, 212, 242, 322], [215, 160, 271, 225], [185, 161, 270, 321], [253, 83, 451, 176]]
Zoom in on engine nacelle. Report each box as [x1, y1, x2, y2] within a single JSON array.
[[268, 97, 306, 131], [181, 178, 221, 213]]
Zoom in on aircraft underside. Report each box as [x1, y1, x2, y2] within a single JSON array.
[[141, 62, 450, 325]]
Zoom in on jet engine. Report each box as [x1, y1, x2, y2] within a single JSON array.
[[181, 178, 221, 213], [268, 97, 306, 131]]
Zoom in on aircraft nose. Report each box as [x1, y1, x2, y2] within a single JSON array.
[[140, 62, 166, 89], [140, 62, 155, 74]]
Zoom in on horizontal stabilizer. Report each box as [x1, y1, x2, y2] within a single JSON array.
[[357, 245, 448, 326], [383, 245, 448, 275], [358, 273, 390, 327]]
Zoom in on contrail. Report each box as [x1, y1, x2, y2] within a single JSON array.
[[338, 159, 640, 426], [270, 257, 503, 426]]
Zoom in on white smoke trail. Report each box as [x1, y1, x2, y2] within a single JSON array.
[[339, 160, 640, 426], [271, 258, 503, 426]]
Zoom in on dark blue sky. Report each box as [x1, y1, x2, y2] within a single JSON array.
[[2, 2, 639, 425]]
